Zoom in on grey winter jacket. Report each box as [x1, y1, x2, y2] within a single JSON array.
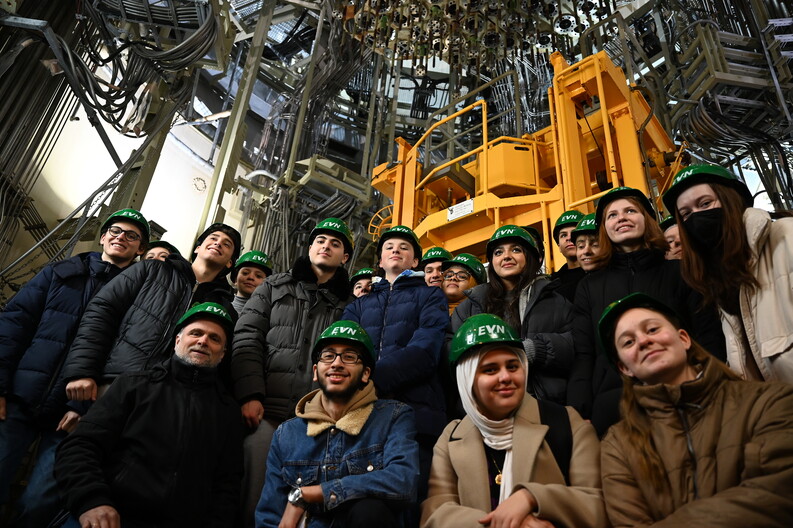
[[231, 256, 350, 422]]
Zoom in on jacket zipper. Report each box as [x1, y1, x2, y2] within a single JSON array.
[[675, 405, 700, 499]]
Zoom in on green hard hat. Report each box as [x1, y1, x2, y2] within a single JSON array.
[[420, 247, 453, 267], [571, 213, 597, 241], [659, 214, 676, 232], [486, 225, 540, 261], [595, 187, 657, 227], [175, 302, 234, 342], [441, 253, 487, 284], [146, 240, 181, 257], [449, 313, 522, 365], [231, 250, 273, 282], [349, 267, 376, 286], [522, 225, 545, 262], [553, 210, 585, 243], [312, 320, 376, 368], [377, 225, 422, 258], [597, 292, 681, 366], [101, 208, 150, 242], [309, 218, 354, 254], [662, 164, 753, 213]]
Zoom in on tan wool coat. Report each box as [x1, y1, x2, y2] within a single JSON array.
[[601, 356, 793, 527], [421, 396, 608, 528]]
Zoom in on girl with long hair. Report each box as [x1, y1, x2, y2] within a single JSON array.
[[566, 187, 726, 437], [422, 314, 608, 528], [598, 292, 793, 527], [663, 164, 793, 382], [451, 225, 575, 406]]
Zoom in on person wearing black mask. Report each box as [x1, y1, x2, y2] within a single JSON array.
[[566, 187, 726, 437], [663, 164, 793, 384]]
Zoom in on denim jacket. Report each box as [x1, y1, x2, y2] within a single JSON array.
[[255, 387, 419, 528]]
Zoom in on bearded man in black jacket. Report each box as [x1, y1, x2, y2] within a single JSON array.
[[55, 302, 242, 528]]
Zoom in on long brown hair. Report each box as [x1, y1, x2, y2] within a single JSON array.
[[594, 197, 669, 267], [675, 184, 759, 312], [484, 241, 541, 330], [618, 331, 741, 489]]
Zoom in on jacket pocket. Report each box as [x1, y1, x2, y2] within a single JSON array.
[[282, 461, 320, 487], [344, 445, 384, 475]]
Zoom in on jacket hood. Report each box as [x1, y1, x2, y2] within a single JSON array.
[[295, 381, 377, 436], [372, 270, 426, 291], [743, 207, 772, 262], [164, 253, 197, 281], [289, 255, 350, 301], [52, 251, 121, 281]]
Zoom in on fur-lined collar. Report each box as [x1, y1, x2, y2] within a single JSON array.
[[291, 256, 350, 301], [295, 382, 377, 437]]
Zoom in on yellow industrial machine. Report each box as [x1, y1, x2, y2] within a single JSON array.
[[372, 50, 684, 272]]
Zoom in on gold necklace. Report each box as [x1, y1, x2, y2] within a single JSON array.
[[488, 451, 503, 486]]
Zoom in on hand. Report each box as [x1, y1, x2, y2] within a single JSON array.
[[78, 504, 120, 528], [66, 378, 97, 401], [57, 411, 81, 433], [241, 400, 265, 429], [278, 501, 306, 528], [478, 488, 537, 528], [522, 516, 555, 528], [0, 396, 6, 420]]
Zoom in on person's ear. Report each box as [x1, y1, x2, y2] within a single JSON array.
[[312, 365, 318, 383], [342, 252, 350, 265], [361, 366, 371, 384], [617, 360, 634, 379], [678, 328, 692, 350]]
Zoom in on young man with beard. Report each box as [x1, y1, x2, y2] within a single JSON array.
[[55, 302, 242, 528], [231, 218, 353, 528], [62, 222, 240, 402], [255, 320, 418, 528], [0, 208, 147, 527]]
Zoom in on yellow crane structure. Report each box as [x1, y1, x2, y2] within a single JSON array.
[[371, 51, 685, 272]]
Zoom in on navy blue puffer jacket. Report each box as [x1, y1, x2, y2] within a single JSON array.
[[0, 252, 123, 421], [342, 271, 449, 437]]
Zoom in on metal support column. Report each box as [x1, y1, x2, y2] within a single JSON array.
[[196, 1, 275, 236]]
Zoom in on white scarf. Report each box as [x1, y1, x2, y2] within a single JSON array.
[[456, 347, 528, 504]]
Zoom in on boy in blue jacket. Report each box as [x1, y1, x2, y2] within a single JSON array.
[[0, 208, 148, 527], [341, 225, 448, 506]]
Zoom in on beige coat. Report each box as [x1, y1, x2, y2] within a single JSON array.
[[421, 396, 608, 528], [722, 208, 793, 382], [601, 357, 793, 527]]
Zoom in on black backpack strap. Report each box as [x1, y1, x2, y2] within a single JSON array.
[[536, 399, 573, 485]]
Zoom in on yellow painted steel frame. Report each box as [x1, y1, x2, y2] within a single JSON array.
[[372, 51, 678, 271]]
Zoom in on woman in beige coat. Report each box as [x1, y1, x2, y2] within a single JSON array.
[[598, 292, 793, 527], [421, 314, 607, 528]]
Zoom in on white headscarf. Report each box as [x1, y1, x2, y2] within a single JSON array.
[[456, 345, 528, 504]]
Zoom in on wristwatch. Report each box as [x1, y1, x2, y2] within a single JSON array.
[[288, 487, 307, 508]]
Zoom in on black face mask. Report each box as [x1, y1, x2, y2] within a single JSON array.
[[683, 208, 724, 249]]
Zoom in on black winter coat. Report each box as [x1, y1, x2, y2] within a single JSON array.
[[55, 357, 242, 528], [231, 257, 350, 422], [62, 255, 233, 383], [451, 276, 575, 405], [566, 248, 727, 437], [0, 252, 123, 422], [551, 264, 586, 303]]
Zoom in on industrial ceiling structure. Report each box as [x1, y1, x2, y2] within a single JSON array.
[[0, 0, 791, 301]]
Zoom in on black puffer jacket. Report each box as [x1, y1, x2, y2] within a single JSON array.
[[62, 255, 233, 383], [452, 276, 575, 405], [231, 256, 350, 422], [567, 248, 726, 437], [0, 252, 122, 422], [55, 356, 242, 528]]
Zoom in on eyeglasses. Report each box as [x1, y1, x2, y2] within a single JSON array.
[[317, 351, 362, 364], [443, 270, 471, 281], [106, 226, 142, 242]]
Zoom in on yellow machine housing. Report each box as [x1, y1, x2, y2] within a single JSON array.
[[371, 51, 684, 272]]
